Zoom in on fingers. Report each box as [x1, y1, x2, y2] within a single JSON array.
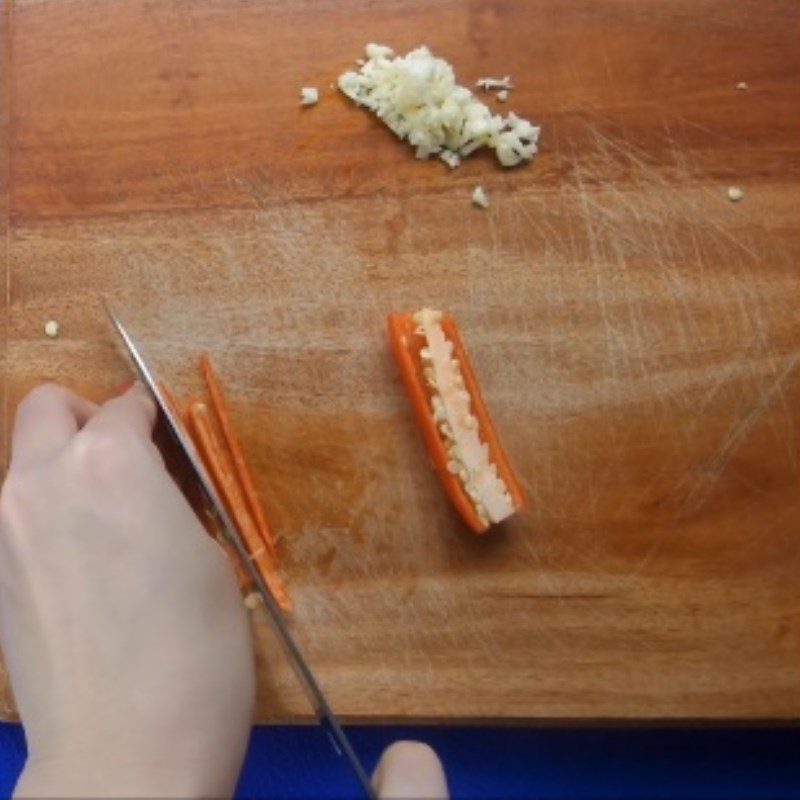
[[374, 741, 448, 800], [82, 382, 157, 442], [11, 384, 98, 468]]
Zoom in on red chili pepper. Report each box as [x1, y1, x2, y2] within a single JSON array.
[[388, 311, 525, 533]]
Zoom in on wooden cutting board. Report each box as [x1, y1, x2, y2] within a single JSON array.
[[1, 0, 798, 722]]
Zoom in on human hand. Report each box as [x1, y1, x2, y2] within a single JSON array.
[[374, 741, 448, 798], [0, 383, 254, 798]]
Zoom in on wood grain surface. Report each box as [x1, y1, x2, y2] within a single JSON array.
[[1, 0, 799, 722]]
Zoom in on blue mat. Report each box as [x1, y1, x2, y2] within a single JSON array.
[[1, 723, 798, 798]]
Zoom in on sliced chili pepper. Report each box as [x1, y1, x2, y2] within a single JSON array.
[[200, 354, 279, 562], [187, 400, 290, 611]]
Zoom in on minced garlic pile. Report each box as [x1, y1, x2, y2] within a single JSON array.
[[338, 44, 541, 169]]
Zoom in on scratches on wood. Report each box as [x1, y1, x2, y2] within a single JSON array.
[[699, 352, 800, 489]]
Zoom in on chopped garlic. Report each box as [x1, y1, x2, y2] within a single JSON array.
[[727, 186, 744, 202], [44, 320, 60, 338], [300, 86, 319, 106], [440, 150, 461, 169], [243, 592, 262, 610], [472, 185, 489, 209], [365, 43, 394, 60], [338, 45, 540, 168], [496, 89, 509, 102], [414, 308, 515, 526], [476, 75, 514, 91]]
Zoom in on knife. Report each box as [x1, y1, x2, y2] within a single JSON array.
[[102, 300, 375, 799]]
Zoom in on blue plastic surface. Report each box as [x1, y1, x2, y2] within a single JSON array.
[[1, 723, 799, 799]]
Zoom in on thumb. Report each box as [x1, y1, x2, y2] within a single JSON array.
[[373, 741, 448, 799]]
